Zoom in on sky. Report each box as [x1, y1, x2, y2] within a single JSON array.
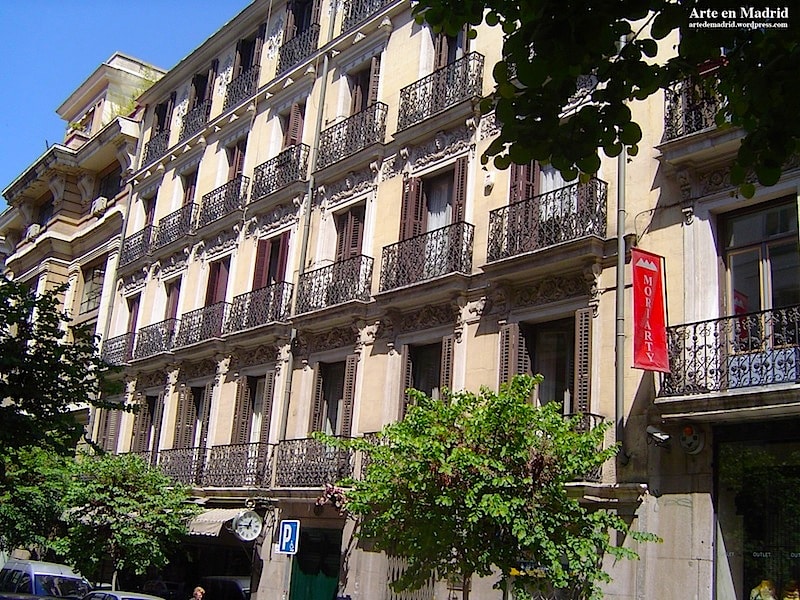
[[0, 0, 254, 205]]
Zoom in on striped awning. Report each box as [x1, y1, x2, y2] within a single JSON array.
[[187, 508, 243, 537]]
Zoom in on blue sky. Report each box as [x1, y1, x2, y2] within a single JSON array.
[[0, 0, 253, 204]]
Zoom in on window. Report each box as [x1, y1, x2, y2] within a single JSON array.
[[232, 372, 276, 444], [131, 394, 160, 453], [153, 93, 176, 134], [188, 61, 217, 110], [281, 102, 306, 148], [98, 163, 123, 199], [253, 232, 289, 289], [174, 384, 212, 448], [335, 205, 365, 262], [434, 28, 468, 69], [227, 137, 248, 181], [182, 170, 198, 205], [284, 0, 320, 41], [232, 26, 266, 77], [165, 279, 181, 320], [400, 336, 454, 416], [205, 257, 230, 305], [310, 356, 358, 435], [349, 56, 381, 115], [499, 309, 593, 414], [95, 405, 122, 451], [79, 263, 105, 314], [37, 195, 55, 227], [399, 157, 468, 240]]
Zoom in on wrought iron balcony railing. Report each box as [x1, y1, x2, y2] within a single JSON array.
[[152, 204, 196, 250], [341, 0, 394, 32], [158, 447, 206, 486], [380, 222, 474, 292], [274, 437, 354, 488], [223, 65, 261, 111], [564, 412, 605, 482], [102, 332, 136, 366], [224, 282, 293, 333], [179, 100, 212, 141], [663, 77, 721, 142], [143, 129, 170, 165], [120, 226, 155, 266], [660, 304, 800, 397], [203, 442, 272, 487], [316, 103, 388, 170], [251, 144, 309, 201], [297, 255, 373, 314], [278, 24, 321, 73], [174, 302, 230, 348], [133, 318, 179, 360], [487, 178, 608, 262], [197, 175, 250, 229], [397, 52, 484, 131]]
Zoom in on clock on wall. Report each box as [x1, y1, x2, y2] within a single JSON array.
[[232, 510, 263, 542]]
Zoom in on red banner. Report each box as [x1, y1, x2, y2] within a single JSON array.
[[632, 248, 670, 372]]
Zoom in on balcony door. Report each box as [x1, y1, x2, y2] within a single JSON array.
[[253, 233, 289, 289], [349, 56, 381, 115], [174, 383, 212, 449], [400, 335, 454, 417], [232, 372, 276, 445], [310, 356, 358, 436], [284, 0, 320, 41]]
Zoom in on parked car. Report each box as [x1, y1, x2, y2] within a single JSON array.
[[197, 577, 249, 600], [80, 591, 165, 600], [141, 582, 183, 600], [0, 560, 90, 600]]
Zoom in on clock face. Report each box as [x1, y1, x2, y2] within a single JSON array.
[[233, 510, 263, 542]]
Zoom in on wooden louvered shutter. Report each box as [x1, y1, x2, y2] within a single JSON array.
[[368, 55, 381, 106], [399, 345, 414, 418], [276, 232, 290, 281], [350, 70, 366, 116], [440, 335, 454, 392], [400, 177, 425, 240], [228, 138, 247, 180], [131, 396, 153, 452], [232, 39, 245, 78], [499, 322, 531, 386], [311, 0, 321, 25], [310, 364, 325, 432], [204, 60, 218, 103], [258, 370, 276, 444], [284, 103, 304, 148], [283, 2, 297, 42], [573, 308, 593, 414], [253, 23, 267, 67], [165, 92, 176, 130], [433, 33, 450, 69], [452, 156, 469, 223], [510, 161, 539, 203], [127, 295, 140, 334], [198, 382, 213, 448], [173, 387, 193, 448], [339, 354, 358, 436], [151, 392, 165, 455], [252, 239, 272, 290], [335, 206, 364, 262], [231, 376, 252, 445]]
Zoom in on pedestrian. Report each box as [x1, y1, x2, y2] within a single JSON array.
[[190, 586, 205, 600]]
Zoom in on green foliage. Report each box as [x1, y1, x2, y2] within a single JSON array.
[[0, 276, 124, 462], [321, 376, 659, 599], [0, 447, 72, 557], [413, 0, 800, 193], [53, 453, 200, 583]]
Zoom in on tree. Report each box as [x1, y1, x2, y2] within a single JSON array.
[[0, 276, 122, 463], [321, 376, 659, 600], [0, 447, 72, 557], [54, 453, 200, 589], [414, 0, 800, 196]]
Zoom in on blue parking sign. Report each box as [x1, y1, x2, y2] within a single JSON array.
[[277, 520, 300, 554]]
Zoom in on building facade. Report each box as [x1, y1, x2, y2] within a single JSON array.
[[3, 2, 800, 600]]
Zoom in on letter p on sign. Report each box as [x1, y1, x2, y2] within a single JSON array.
[[277, 519, 300, 554]]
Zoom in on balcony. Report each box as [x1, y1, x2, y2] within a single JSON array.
[[179, 100, 212, 141], [101, 332, 135, 366], [223, 65, 260, 111], [397, 52, 484, 131], [143, 129, 170, 165], [380, 222, 474, 292], [273, 437, 354, 488], [297, 255, 373, 314], [341, 0, 394, 32], [487, 179, 608, 262], [203, 442, 272, 487], [158, 447, 206, 486], [224, 282, 293, 333], [119, 226, 155, 267], [565, 413, 605, 482], [660, 304, 800, 397], [316, 102, 387, 170], [174, 302, 230, 348], [277, 24, 320, 74], [133, 319, 179, 360], [152, 204, 196, 251], [663, 78, 720, 142], [197, 175, 249, 229], [251, 144, 309, 201]]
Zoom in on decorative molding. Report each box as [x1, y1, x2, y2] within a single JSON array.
[[217, 52, 235, 96], [77, 172, 96, 206], [479, 112, 500, 141], [293, 326, 359, 358], [135, 369, 168, 391], [380, 152, 404, 181], [24, 223, 41, 242], [409, 127, 473, 171], [201, 226, 239, 259], [178, 359, 218, 383], [115, 139, 136, 174], [248, 200, 300, 237], [48, 173, 66, 207], [159, 248, 190, 279], [513, 273, 590, 308], [121, 268, 148, 295], [321, 168, 374, 210], [230, 345, 280, 372], [265, 18, 285, 61], [584, 264, 602, 317], [91, 196, 108, 217]]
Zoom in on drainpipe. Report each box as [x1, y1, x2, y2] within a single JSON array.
[[278, 7, 337, 442], [615, 42, 629, 464]]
